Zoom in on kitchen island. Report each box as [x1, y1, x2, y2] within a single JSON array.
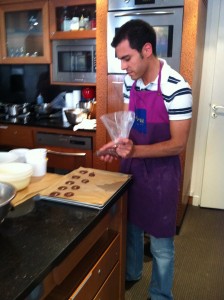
[[0, 171, 131, 300]]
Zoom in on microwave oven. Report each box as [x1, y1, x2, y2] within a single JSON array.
[[51, 39, 96, 84]]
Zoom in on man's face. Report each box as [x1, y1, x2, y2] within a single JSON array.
[[115, 39, 148, 80]]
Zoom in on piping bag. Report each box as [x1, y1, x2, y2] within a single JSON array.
[[96, 111, 135, 157]]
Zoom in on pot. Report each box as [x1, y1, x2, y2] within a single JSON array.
[[64, 108, 88, 125], [6, 103, 31, 117], [0, 182, 16, 223], [79, 100, 96, 119], [35, 103, 53, 115]]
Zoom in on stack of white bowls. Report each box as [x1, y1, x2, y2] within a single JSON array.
[[0, 162, 33, 191]]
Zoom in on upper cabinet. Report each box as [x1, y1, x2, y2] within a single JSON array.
[[49, 0, 96, 40], [0, 0, 50, 64]]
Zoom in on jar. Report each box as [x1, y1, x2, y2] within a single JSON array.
[[70, 17, 79, 30]]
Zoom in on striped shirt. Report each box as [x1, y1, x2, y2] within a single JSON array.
[[123, 59, 192, 120]]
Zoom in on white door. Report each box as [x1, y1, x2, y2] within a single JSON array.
[[200, 0, 224, 209]]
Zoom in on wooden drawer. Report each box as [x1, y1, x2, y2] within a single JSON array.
[[69, 234, 120, 300], [93, 263, 119, 300], [0, 124, 34, 148]]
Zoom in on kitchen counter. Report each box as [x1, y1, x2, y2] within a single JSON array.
[[0, 114, 96, 132], [0, 172, 131, 300]]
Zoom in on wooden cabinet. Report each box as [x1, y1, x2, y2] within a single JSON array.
[[0, 123, 34, 148], [43, 194, 127, 300], [48, 0, 96, 40], [0, 0, 50, 64], [68, 234, 119, 300], [0, 123, 96, 172]]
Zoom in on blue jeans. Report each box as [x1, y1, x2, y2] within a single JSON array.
[[126, 222, 175, 300]]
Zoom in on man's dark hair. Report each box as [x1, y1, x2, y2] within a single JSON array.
[[111, 19, 157, 56]]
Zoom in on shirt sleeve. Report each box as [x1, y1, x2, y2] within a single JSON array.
[[166, 81, 193, 121]]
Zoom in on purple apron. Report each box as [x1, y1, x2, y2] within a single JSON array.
[[121, 63, 181, 238]]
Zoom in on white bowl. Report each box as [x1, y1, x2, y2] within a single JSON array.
[[0, 152, 19, 163], [9, 148, 29, 163], [0, 163, 33, 191]]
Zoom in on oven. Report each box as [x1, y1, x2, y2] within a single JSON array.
[[35, 132, 93, 174], [107, 0, 184, 73]]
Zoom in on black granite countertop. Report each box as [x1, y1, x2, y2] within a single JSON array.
[[0, 114, 96, 132], [0, 177, 130, 300]]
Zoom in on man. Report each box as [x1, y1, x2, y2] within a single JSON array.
[[99, 19, 192, 300]]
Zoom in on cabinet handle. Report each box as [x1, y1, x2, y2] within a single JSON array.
[[69, 272, 92, 300], [98, 268, 102, 275], [47, 150, 86, 157]]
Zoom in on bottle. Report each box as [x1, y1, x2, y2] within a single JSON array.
[[61, 6, 71, 31], [90, 10, 96, 30], [79, 15, 85, 31], [70, 17, 79, 30], [37, 94, 44, 105]]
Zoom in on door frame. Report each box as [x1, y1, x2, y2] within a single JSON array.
[[190, 0, 220, 205]]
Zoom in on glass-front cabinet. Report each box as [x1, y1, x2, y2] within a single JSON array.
[[0, 1, 50, 64], [49, 0, 96, 40]]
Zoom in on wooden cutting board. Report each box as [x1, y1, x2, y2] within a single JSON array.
[[40, 167, 131, 208], [12, 173, 62, 206]]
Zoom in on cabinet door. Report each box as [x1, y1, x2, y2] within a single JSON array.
[[0, 1, 50, 64], [107, 75, 125, 172], [68, 235, 119, 300], [93, 263, 120, 300], [49, 0, 96, 40], [0, 124, 34, 148]]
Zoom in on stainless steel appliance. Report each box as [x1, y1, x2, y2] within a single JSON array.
[[107, 0, 184, 73], [35, 132, 93, 174], [52, 39, 96, 84]]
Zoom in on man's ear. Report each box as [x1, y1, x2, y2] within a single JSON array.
[[142, 43, 153, 57]]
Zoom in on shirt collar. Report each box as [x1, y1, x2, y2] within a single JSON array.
[[137, 58, 169, 89]]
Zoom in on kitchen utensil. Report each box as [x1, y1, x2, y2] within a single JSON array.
[[0, 152, 19, 163], [35, 103, 53, 115], [79, 100, 96, 119], [0, 182, 16, 221], [5, 103, 31, 117], [100, 111, 135, 141], [0, 163, 33, 191], [64, 108, 88, 125], [0, 182, 16, 223]]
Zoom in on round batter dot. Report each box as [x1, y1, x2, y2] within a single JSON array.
[[79, 170, 88, 174], [81, 179, 89, 184], [58, 186, 67, 190], [64, 192, 74, 197], [89, 172, 95, 177], [65, 180, 75, 185], [49, 191, 60, 197], [72, 175, 80, 179], [72, 185, 80, 190]]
